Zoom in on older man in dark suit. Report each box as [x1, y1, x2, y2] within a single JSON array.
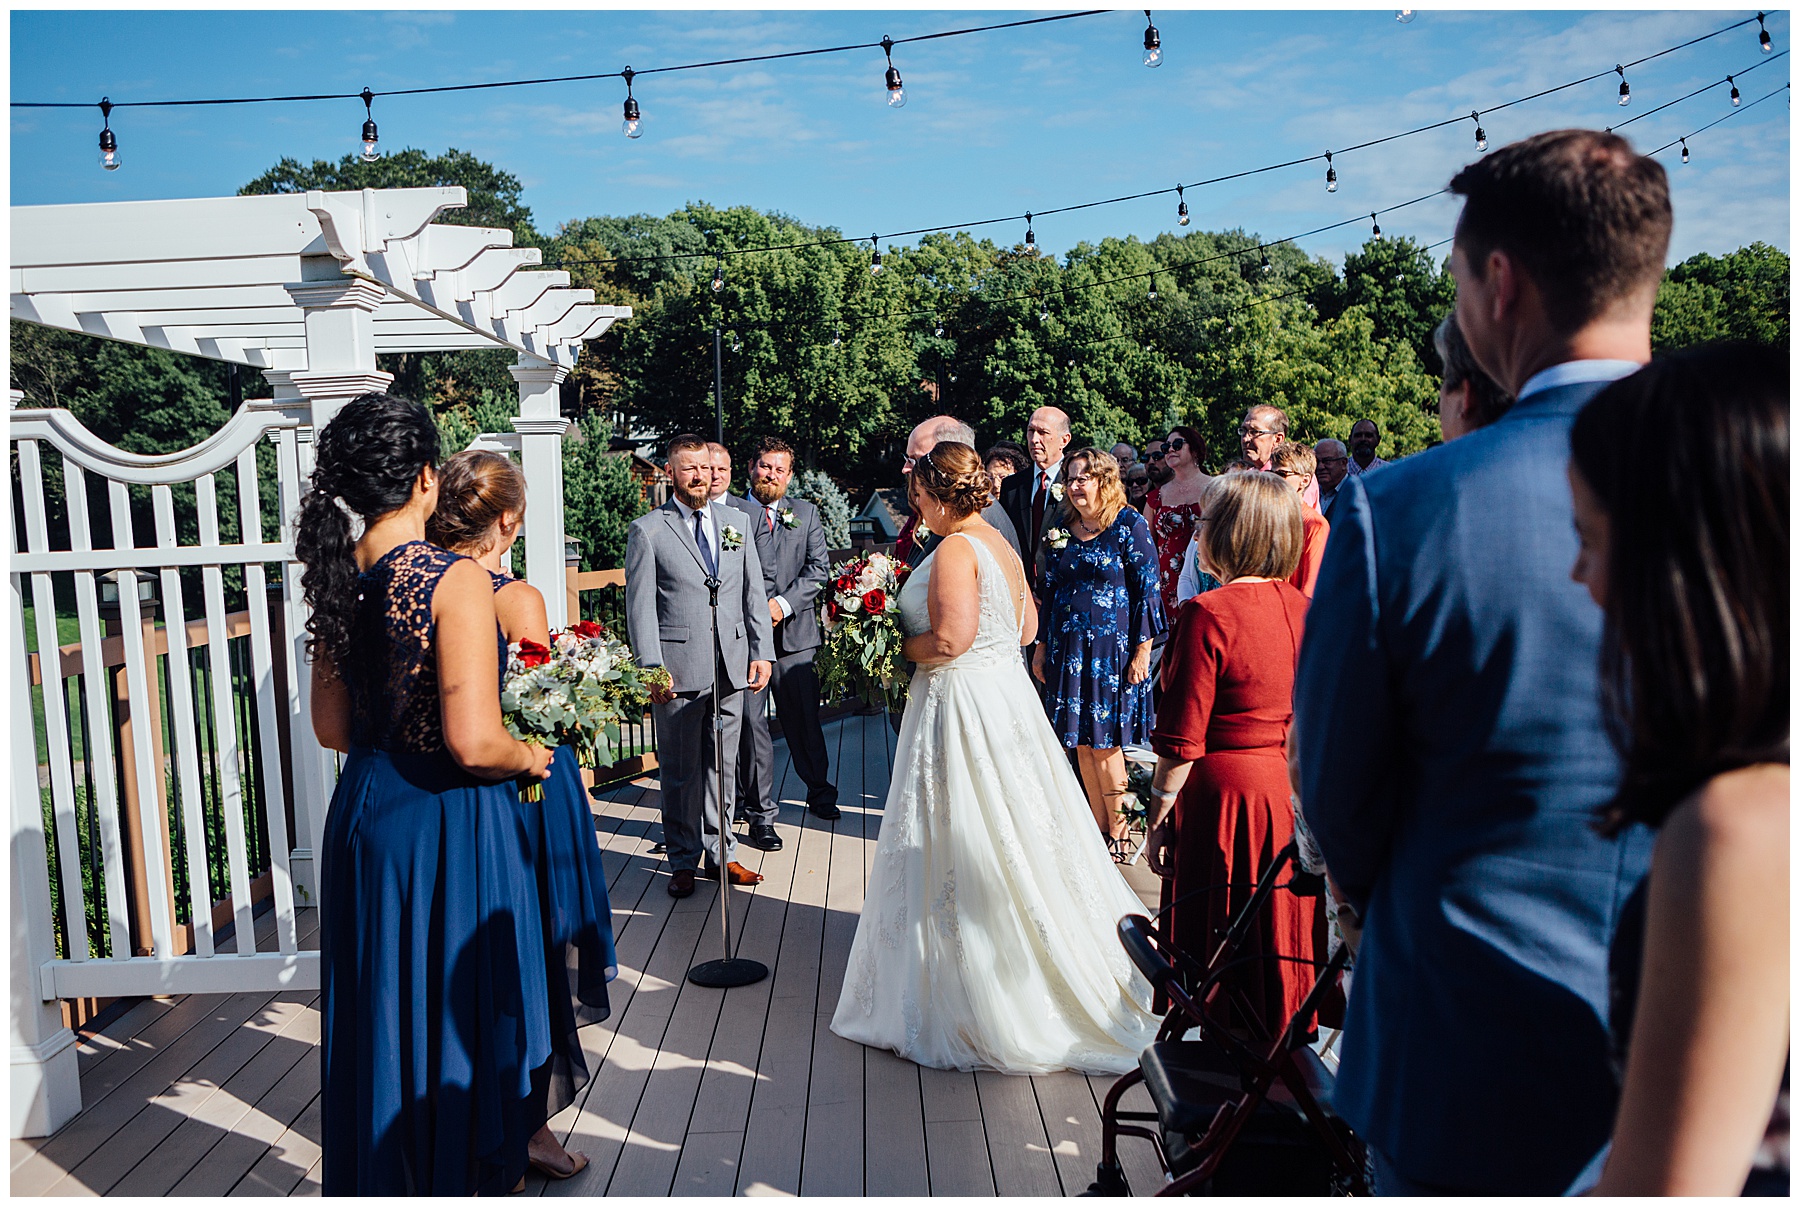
[[997, 405, 1072, 593], [895, 415, 1021, 567], [727, 437, 841, 834], [1295, 129, 1666, 1195]]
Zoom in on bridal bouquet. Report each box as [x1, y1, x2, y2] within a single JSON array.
[[501, 620, 671, 797], [816, 551, 911, 711]]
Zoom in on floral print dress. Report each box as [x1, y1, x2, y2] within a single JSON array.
[[1146, 488, 1216, 616], [1040, 507, 1166, 748]]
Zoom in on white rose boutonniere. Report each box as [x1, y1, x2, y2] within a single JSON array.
[[1049, 481, 1065, 502], [1045, 527, 1071, 551], [721, 524, 745, 552], [915, 520, 933, 541], [778, 508, 799, 530]]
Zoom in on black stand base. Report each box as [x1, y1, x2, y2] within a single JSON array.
[[687, 957, 769, 988]]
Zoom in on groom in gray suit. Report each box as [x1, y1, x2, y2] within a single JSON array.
[[626, 434, 774, 899]]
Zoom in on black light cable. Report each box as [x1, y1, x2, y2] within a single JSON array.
[[1646, 80, 1789, 155], [1608, 50, 1785, 131]]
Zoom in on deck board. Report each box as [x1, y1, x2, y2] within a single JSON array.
[[20, 715, 1180, 1197]]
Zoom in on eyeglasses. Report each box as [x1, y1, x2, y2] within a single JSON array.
[[902, 453, 919, 470], [1164, 437, 1187, 452], [1316, 455, 1348, 466], [1065, 473, 1095, 487], [1239, 425, 1278, 439], [1272, 469, 1306, 479]]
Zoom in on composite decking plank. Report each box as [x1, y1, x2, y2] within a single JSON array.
[[974, 1071, 1062, 1197], [1089, 1072, 1167, 1195], [166, 1037, 320, 1197], [923, 1120, 998, 1197], [1031, 1071, 1110, 1195], [861, 1048, 928, 1196], [226, 1092, 321, 1198], [93, 992, 318, 1196]]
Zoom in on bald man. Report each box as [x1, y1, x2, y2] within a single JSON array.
[[998, 406, 1073, 589], [896, 414, 1022, 568], [1315, 438, 1351, 520]]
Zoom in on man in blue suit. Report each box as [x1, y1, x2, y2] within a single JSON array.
[[1294, 129, 1667, 1195]]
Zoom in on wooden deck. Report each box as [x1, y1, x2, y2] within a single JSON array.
[[12, 712, 1171, 1197]]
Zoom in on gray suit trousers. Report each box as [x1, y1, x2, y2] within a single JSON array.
[[738, 648, 837, 817], [654, 667, 742, 871]]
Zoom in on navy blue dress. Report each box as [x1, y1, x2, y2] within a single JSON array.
[[1040, 507, 1166, 748], [489, 570, 618, 1126], [320, 542, 551, 1196]]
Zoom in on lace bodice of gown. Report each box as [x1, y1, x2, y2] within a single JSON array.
[[345, 541, 503, 752], [897, 530, 1024, 670]]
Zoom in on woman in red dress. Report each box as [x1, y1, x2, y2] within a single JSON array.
[[1144, 472, 1317, 1037], [1142, 425, 1214, 614]]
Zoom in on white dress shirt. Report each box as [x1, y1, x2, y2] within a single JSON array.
[[671, 495, 721, 565], [758, 498, 794, 621]]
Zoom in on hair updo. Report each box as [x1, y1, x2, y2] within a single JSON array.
[[293, 392, 440, 670], [911, 441, 994, 519], [427, 450, 527, 556]]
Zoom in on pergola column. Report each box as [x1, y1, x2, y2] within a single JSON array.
[[509, 357, 573, 630]]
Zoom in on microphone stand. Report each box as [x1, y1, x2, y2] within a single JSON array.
[[688, 567, 769, 988]]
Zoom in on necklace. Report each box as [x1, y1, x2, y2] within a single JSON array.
[[1075, 512, 1103, 536]]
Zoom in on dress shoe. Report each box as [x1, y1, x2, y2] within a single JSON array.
[[667, 868, 696, 898], [701, 861, 765, 886], [744, 823, 783, 852], [808, 799, 842, 821]]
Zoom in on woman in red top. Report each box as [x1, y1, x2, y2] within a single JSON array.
[[1144, 472, 1317, 1036], [1142, 425, 1215, 614]]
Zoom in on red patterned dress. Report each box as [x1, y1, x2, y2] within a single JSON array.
[[1145, 487, 1206, 615]]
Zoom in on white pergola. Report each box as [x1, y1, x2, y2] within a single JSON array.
[[11, 186, 631, 625]]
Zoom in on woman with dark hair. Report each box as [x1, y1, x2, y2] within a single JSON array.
[[1566, 345, 1788, 1196], [298, 394, 554, 1196], [429, 449, 617, 1185], [984, 440, 1030, 498], [1031, 447, 1164, 853], [1143, 424, 1217, 613]]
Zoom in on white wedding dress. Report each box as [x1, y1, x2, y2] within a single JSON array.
[[830, 531, 1159, 1074]]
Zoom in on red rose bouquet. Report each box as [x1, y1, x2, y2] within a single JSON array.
[[816, 551, 911, 711]]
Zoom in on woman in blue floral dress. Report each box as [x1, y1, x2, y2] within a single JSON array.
[[1032, 448, 1166, 853]]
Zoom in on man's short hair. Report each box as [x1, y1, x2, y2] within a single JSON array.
[[1270, 441, 1317, 478], [1351, 419, 1379, 436], [1433, 313, 1515, 429], [1449, 129, 1672, 332], [753, 436, 796, 465], [666, 433, 709, 461], [706, 441, 729, 457], [925, 416, 977, 447], [1246, 405, 1288, 436]]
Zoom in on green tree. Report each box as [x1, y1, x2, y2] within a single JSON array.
[[789, 469, 852, 549], [1314, 236, 1457, 376], [562, 413, 648, 571], [1652, 242, 1789, 350]]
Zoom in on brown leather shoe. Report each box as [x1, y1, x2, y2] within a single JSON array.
[[702, 861, 764, 886], [668, 868, 696, 898]]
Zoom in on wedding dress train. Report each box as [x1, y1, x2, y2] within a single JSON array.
[[831, 530, 1158, 1074]]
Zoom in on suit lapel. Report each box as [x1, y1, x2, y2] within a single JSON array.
[[661, 503, 706, 573]]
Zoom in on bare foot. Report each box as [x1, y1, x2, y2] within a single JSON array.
[[526, 1125, 589, 1179]]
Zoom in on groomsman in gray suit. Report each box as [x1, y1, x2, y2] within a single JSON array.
[[729, 438, 841, 836], [626, 434, 774, 899]]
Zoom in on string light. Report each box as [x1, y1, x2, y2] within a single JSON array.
[[1142, 10, 1162, 68], [832, 326, 843, 346], [1371, 213, 1382, 240], [1176, 183, 1189, 226], [1680, 137, 1690, 163], [96, 97, 119, 171], [1616, 64, 1631, 106], [1471, 110, 1487, 152], [1024, 212, 1035, 248], [712, 259, 724, 292], [1148, 285, 1158, 301], [882, 36, 906, 108], [358, 88, 380, 162], [1759, 11, 1773, 52], [1396, 10, 1417, 23], [621, 67, 642, 138], [934, 319, 945, 337], [1325, 150, 1337, 192], [870, 234, 883, 275], [1730, 74, 1742, 105]]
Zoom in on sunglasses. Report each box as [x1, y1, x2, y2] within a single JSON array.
[[1164, 437, 1187, 453], [1146, 451, 1167, 461]]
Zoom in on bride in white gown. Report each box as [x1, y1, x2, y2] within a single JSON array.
[[831, 443, 1158, 1075]]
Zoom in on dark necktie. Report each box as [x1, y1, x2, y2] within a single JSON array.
[[1032, 470, 1047, 535], [693, 508, 718, 578]]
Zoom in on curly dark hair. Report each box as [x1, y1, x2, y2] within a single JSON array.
[[1571, 344, 1788, 831], [294, 392, 440, 670]]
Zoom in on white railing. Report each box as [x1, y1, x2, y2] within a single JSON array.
[[10, 402, 322, 1001]]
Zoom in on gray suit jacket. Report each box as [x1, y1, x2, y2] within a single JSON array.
[[727, 494, 831, 657], [625, 499, 773, 693]]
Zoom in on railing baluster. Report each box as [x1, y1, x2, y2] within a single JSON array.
[[65, 462, 131, 958], [274, 426, 329, 904], [153, 483, 216, 957], [16, 440, 90, 961], [196, 473, 256, 953]]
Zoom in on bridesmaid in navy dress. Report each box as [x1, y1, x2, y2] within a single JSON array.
[[297, 394, 554, 1195], [429, 449, 618, 1184], [1031, 447, 1166, 854]]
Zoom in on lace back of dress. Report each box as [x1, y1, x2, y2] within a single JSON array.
[[346, 542, 462, 752]]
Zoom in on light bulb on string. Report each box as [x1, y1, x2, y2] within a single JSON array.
[[1371, 213, 1382, 241], [1759, 11, 1773, 52], [870, 234, 883, 275], [1325, 150, 1337, 193], [1142, 10, 1162, 67], [712, 261, 724, 293], [881, 37, 906, 107], [1024, 212, 1035, 249], [1176, 183, 1189, 226], [1616, 65, 1631, 107], [621, 67, 643, 138], [1680, 137, 1690, 164], [1039, 305, 1050, 324], [1471, 111, 1487, 152], [934, 320, 945, 338], [832, 328, 842, 347], [1148, 285, 1158, 301], [1729, 75, 1742, 106], [1395, 9, 1416, 22], [359, 88, 380, 163], [96, 97, 120, 171]]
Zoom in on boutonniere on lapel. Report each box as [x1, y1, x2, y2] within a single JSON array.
[[1045, 527, 1071, 551], [1049, 481, 1065, 502], [721, 524, 745, 552], [777, 508, 799, 530]]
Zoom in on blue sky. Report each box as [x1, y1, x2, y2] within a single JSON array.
[[11, 9, 1790, 267]]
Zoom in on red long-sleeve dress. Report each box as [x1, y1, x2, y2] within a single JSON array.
[[1151, 579, 1318, 1038]]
